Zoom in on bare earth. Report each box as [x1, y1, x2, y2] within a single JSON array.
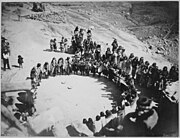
[[1, 2, 178, 136]]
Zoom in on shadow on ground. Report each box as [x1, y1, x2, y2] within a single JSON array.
[[87, 74, 178, 136]]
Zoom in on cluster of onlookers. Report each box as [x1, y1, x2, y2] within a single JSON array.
[[2, 25, 177, 136], [30, 26, 179, 102], [49, 37, 68, 52], [1, 36, 11, 71], [82, 96, 159, 136]]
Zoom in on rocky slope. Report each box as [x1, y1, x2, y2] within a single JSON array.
[[1, 2, 178, 136]]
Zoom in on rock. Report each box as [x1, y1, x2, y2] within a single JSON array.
[[4, 127, 26, 136]]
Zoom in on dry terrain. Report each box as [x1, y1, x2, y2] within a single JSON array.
[[1, 1, 179, 136]]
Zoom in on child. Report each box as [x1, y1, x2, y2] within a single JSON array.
[[18, 55, 23, 68]]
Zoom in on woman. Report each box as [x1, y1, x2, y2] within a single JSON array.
[[42, 62, 50, 79], [50, 57, 57, 76], [64, 57, 71, 75], [57, 58, 64, 75]]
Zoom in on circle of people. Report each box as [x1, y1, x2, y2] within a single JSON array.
[[27, 26, 178, 136]]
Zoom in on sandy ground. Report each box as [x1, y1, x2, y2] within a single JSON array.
[[1, 2, 178, 136]]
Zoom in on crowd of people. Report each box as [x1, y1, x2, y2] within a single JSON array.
[[26, 26, 179, 136], [1, 25, 178, 136]]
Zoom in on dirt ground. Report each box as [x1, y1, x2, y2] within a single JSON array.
[[1, 2, 179, 136]]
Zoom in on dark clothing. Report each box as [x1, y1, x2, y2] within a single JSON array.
[[3, 58, 10, 70], [112, 40, 118, 52], [122, 112, 151, 136], [169, 69, 178, 82]]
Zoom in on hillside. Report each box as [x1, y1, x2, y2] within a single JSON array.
[[1, 2, 179, 136]]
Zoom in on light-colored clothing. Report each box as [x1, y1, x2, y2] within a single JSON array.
[[94, 121, 102, 133], [100, 117, 106, 128], [3, 52, 10, 59]]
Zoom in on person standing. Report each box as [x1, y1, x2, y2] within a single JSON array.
[[121, 96, 158, 136], [111, 39, 118, 53], [18, 55, 24, 68], [2, 48, 11, 71]]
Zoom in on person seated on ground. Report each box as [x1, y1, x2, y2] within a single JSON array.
[[121, 96, 159, 136], [94, 115, 102, 136], [30, 66, 37, 89], [64, 57, 71, 75], [57, 58, 63, 75], [168, 65, 178, 82], [83, 118, 88, 124], [100, 111, 106, 128], [50, 57, 57, 76], [30, 63, 42, 88], [102, 108, 124, 136], [111, 108, 118, 118], [42, 62, 50, 79], [105, 110, 115, 125], [111, 38, 118, 53], [36, 63, 42, 85], [18, 55, 24, 68], [86, 118, 95, 133]]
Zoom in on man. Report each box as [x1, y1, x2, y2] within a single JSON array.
[[53, 38, 57, 51], [2, 48, 11, 71], [102, 109, 123, 136], [122, 96, 158, 136], [94, 115, 102, 136], [111, 39, 118, 53]]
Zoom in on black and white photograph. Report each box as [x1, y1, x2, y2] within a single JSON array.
[[1, 0, 179, 137]]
